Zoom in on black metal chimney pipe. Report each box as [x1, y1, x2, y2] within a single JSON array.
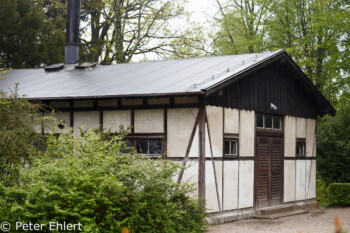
[[65, 0, 81, 64]]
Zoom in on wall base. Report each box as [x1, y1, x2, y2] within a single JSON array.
[[206, 199, 316, 225]]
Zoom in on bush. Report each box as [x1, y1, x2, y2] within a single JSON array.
[[0, 130, 206, 233], [328, 183, 350, 207], [0, 87, 45, 186], [316, 174, 329, 206], [317, 105, 350, 184]]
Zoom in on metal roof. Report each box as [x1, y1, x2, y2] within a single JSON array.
[[0, 50, 284, 100]]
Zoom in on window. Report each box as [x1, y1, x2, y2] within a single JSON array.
[[265, 115, 273, 129], [224, 139, 238, 156], [296, 141, 305, 156], [273, 116, 281, 129], [135, 139, 162, 155], [257, 114, 264, 128], [256, 114, 282, 130]]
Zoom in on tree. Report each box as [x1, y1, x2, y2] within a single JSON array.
[[0, 0, 65, 68], [266, 0, 347, 104], [0, 86, 45, 186], [79, 0, 201, 64], [212, 0, 268, 54], [317, 104, 350, 185]]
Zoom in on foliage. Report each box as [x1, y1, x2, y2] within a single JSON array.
[[316, 174, 329, 207], [327, 183, 350, 207], [317, 104, 350, 185], [0, 87, 45, 186], [0, 130, 207, 232], [212, 0, 349, 105], [212, 0, 269, 54], [79, 0, 203, 64], [0, 0, 65, 68]]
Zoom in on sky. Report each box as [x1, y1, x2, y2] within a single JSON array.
[[185, 0, 217, 24]]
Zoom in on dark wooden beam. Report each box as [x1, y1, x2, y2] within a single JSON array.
[[162, 108, 168, 159], [198, 107, 206, 200]]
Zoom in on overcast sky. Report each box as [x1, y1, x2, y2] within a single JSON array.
[[185, 0, 217, 24]]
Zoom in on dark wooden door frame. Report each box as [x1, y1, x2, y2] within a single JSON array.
[[254, 115, 284, 209]]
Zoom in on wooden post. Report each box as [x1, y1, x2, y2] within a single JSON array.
[[198, 107, 206, 200]]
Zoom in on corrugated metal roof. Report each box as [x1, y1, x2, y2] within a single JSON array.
[[0, 50, 284, 99]]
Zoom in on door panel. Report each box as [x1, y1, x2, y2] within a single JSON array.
[[256, 136, 270, 208], [256, 136, 283, 208], [271, 138, 283, 206]]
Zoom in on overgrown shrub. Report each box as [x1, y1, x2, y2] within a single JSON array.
[[317, 105, 350, 184], [0, 87, 45, 186], [328, 183, 350, 207], [0, 130, 206, 232], [316, 174, 329, 206]]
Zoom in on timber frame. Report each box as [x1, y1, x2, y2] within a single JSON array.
[[29, 50, 334, 216]]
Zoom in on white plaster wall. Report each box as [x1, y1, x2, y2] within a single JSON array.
[[284, 116, 296, 157], [189, 126, 199, 158], [73, 111, 99, 135], [296, 117, 306, 138], [238, 160, 254, 208], [167, 108, 198, 157], [224, 108, 239, 134], [239, 110, 255, 157], [103, 110, 131, 132], [296, 160, 306, 201], [182, 161, 199, 198], [206, 106, 223, 157], [306, 160, 316, 199], [284, 160, 296, 202], [134, 109, 164, 133], [206, 160, 220, 212], [215, 161, 223, 209], [44, 111, 70, 134], [205, 123, 211, 158], [306, 119, 316, 157], [223, 161, 239, 210]]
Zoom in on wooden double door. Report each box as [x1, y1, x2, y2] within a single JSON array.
[[255, 133, 284, 209]]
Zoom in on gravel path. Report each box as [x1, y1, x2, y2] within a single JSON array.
[[207, 207, 350, 233]]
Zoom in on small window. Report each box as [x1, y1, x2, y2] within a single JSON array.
[[136, 139, 162, 155], [296, 141, 305, 156], [257, 114, 264, 128], [265, 115, 273, 129], [224, 139, 238, 156], [273, 116, 281, 130], [256, 114, 282, 130]]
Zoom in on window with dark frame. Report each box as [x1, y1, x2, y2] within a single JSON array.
[[224, 139, 238, 156], [296, 141, 306, 157], [135, 139, 162, 156], [256, 114, 282, 130], [257, 114, 264, 128]]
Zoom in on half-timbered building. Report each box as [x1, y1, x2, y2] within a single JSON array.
[[0, 0, 335, 222], [0, 49, 335, 220]]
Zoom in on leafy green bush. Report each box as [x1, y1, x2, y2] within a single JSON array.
[[0, 87, 45, 186], [0, 130, 206, 233], [317, 105, 350, 184], [328, 183, 350, 206], [316, 174, 329, 206]]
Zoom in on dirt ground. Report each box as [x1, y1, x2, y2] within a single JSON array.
[[207, 207, 350, 233]]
